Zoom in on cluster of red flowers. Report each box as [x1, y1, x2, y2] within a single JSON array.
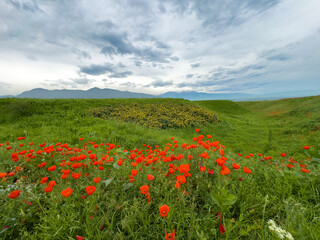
[[0, 128, 314, 239]]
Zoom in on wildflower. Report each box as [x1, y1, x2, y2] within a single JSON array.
[[76, 236, 85, 240], [47, 165, 57, 172], [267, 219, 294, 240], [195, 129, 199, 132], [131, 169, 138, 177], [232, 163, 240, 169], [280, 153, 287, 157], [302, 146, 310, 150], [301, 168, 310, 173], [165, 229, 175, 240], [93, 177, 101, 183], [44, 186, 53, 193], [86, 186, 96, 195], [208, 169, 214, 175], [140, 185, 149, 195], [243, 167, 252, 174], [147, 174, 154, 181], [219, 223, 225, 234], [159, 205, 170, 218], [220, 166, 230, 175], [40, 177, 48, 184], [61, 188, 73, 198], [8, 190, 21, 199]]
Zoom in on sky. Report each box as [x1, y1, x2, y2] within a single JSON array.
[[0, 0, 320, 96]]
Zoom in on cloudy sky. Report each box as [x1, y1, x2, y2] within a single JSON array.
[[0, 0, 320, 96]]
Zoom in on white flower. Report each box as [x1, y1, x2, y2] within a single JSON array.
[[267, 219, 294, 240]]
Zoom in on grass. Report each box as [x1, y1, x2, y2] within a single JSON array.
[[0, 96, 319, 239]]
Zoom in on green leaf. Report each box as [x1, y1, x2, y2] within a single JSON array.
[[103, 177, 114, 187], [113, 162, 120, 169], [123, 183, 133, 191]]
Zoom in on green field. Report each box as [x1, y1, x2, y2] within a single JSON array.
[[0, 96, 319, 239]]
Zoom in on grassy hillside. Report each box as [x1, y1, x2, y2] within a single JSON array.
[[0, 97, 319, 239]]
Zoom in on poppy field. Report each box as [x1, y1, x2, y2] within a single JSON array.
[[0, 97, 319, 239]]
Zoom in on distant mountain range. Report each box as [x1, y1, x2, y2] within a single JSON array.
[[0, 88, 319, 101]]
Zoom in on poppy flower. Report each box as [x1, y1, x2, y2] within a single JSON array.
[[195, 129, 199, 132], [243, 167, 252, 174], [44, 186, 53, 193], [76, 236, 85, 240], [165, 229, 175, 240], [131, 169, 138, 177], [140, 185, 149, 195], [220, 166, 230, 175], [86, 186, 96, 195], [208, 169, 214, 175], [219, 223, 225, 234], [93, 177, 101, 183], [280, 153, 287, 157], [48, 180, 56, 187], [159, 205, 170, 218], [61, 188, 73, 197], [0, 173, 7, 178], [8, 190, 21, 199], [301, 168, 310, 173], [147, 174, 154, 181], [40, 177, 48, 184], [232, 163, 240, 170], [72, 173, 81, 179], [303, 146, 310, 150], [47, 165, 57, 172]]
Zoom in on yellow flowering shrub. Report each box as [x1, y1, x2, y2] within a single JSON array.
[[91, 103, 218, 129]]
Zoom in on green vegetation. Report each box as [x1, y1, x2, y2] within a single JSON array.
[[0, 96, 319, 239]]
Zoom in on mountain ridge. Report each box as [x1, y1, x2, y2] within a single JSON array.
[[0, 87, 319, 101]]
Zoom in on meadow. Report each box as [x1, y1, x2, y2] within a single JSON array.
[[0, 96, 319, 239]]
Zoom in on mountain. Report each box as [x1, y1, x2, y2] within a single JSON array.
[[0, 87, 319, 101], [16, 87, 156, 99], [0, 95, 14, 98], [159, 91, 255, 101]]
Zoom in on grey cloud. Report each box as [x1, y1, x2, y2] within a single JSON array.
[[79, 63, 115, 75], [5, 0, 43, 13], [191, 63, 200, 68], [109, 71, 133, 78], [134, 60, 142, 67], [267, 54, 290, 61], [145, 79, 174, 88], [71, 78, 94, 85], [186, 74, 193, 79], [170, 56, 180, 62]]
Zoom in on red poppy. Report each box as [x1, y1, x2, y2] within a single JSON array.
[[280, 153, 287, 157], [48, 180, 56, 187], [140, 185, 149, 195], [232, 163, 240, 170], [40, 177, 48, 184], [61, 188, 73, 197], [159, 205, 170, 217], [219, 223, 225, 234], [8, 190, 21, 199], [76, 236, 85, 240], [147, 174, 154, 181], [165, 229, 175, 240], [47, 165, 57, 172], [86, 186, 96, 195], [195, 129, 199, 132], [243, 167, 252, 174], [302, 146, 310, 150], [44, 186, 53, 193], [301, 168, 310, 173], [93, 177, 101, 183]]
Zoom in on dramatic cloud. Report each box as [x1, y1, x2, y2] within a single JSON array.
[[0, 0, 319, 95]]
